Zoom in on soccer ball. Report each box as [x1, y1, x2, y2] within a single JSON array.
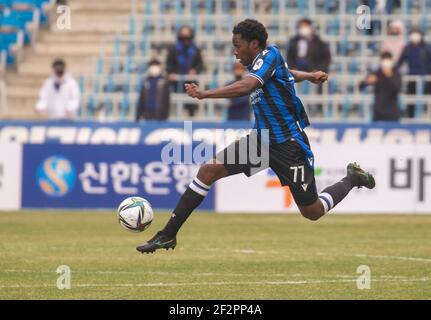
[[117, 197, 153, 233]]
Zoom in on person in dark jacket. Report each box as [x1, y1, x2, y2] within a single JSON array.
[[166, 25, 205, 117], [136, 59, 170, 121], [396, 27, 431, 118], [286, 18, 331, 73], [360, 52, 402, 122], [287, 18, 331, 116], [225, 62, 251, 121]]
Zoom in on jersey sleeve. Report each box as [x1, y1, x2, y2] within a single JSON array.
[[247, 49, 277, 85]]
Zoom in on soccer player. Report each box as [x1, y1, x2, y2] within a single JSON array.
[[137, 19, 375, 254]]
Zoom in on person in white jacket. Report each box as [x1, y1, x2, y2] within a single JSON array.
[[36, 59, 81, 120]]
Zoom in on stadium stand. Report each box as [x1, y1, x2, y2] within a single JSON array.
[[0, 0, 131, 119], [1, 0, 431, 122]]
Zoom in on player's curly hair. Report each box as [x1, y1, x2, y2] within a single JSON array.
[[232, 19, 268, 49]]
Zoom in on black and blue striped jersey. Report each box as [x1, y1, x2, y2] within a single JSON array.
[[247, 45, 311, 147]]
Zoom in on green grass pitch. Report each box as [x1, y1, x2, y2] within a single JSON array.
[[0, 211, 430, 300]]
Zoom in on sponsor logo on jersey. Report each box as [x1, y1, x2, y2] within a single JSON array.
[[253, 59, 264, 70]]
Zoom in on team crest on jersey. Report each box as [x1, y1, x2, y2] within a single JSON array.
[[253, 59, 264, 70]]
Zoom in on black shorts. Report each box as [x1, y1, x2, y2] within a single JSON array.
[[215, 131, 318, 206]]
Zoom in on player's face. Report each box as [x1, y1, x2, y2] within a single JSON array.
[[232, 34, 255, 66]]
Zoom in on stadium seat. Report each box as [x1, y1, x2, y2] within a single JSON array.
[[328, 79, 339, 95], [124, 55, 133, 75], [345, 0, 360, 12], [103, 98, 114, 118], [127, 40, 136, 57], [105, 75, 115, 93], [324, 101, 334, 119], [326, 17, 340, 36], [119, 96, 130, 120], [1, 7, 39, 44], [348, 60, 360, 74], [0, 5, 7, 26], [143, 0, 152, 14], [341, 97, 352, 119], [297, 0, 306, 14], [93, 77, 101, 94], [159, 0, 168, 14], [0, 30, 23, 64], [86, 95, 97, 117], [139, 39, 148, 55], [135, 77, 143, 93], [0, 0, 12, 8], [420, 15, 429, 32], [204, 0, 215, 14], [129, 15, 136, 36], [415, 78, 426, 118], [96, 57, 104, 76], [12, 0, 50, 25]]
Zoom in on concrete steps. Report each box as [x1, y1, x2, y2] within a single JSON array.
[[7, 85, 39, 98], [51, 15, 129, 33], [40, 31, 114, 44], [6, 73, 47, 88], [17, 53, 95, 76], [4, 96, 39, 117]]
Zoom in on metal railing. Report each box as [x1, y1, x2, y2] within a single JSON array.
[[108, 13, 431, 55], [79, 91, 431, 123], [78, 73, 431, 122], [129, 0, 431, 16], [81, 68, 431, 95]]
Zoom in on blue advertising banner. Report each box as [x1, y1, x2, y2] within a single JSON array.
[[22, 144, 215, 210]]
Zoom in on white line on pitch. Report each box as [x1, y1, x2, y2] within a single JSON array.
[[353, 254, 431, 263], [1, 270, 416, 280], [1, 278, 431, 289], [232, 249, 279, 254]]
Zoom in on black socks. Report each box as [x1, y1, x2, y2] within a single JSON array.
[[319, 176, 354, 213], [162, 178, 211, 237]]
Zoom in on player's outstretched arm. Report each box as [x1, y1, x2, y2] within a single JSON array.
[[184, 76, 260, 100], [290, 70, 329, 84]]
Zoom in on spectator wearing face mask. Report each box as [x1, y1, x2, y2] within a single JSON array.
[[396, 28, 431, 118], [35, 59, 81, 120], [166, 25, 204, 117], [286, 18, 331, 116], [136, 59, 170, 121], [286, 18, 331, 73], [360, 52, 402, 122], [382, 20, 406, 63], [225, 62, 251, 121]]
